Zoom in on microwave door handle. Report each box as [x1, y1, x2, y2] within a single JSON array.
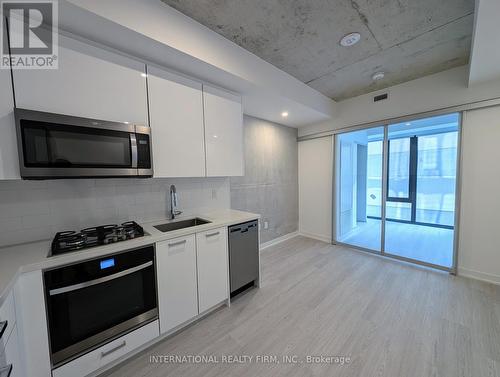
[[49, 261, 153, 296], [130, 133, 138, 168]]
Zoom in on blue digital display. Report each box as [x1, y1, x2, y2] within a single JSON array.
[[100, 258, 115, 270]]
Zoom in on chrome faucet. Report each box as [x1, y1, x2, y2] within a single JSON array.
[[169, 185, 182, 219]]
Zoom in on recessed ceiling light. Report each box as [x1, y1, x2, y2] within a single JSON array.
[[340, 32, 361, 47], [372, 71, 385, 81], [405, 122, 411, 126], [281, 112, 289, 117]]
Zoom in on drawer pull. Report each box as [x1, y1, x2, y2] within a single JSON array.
[[168, 240, 187, 247], [0, 321, 7, 340], [0, 364, 12, 377], [100, 340, 126, 358], [206, 231, 220, 238]]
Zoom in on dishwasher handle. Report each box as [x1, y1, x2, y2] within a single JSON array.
[[229, 220, 258, 234]]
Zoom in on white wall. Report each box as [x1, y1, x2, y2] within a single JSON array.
[[298, 137, 333, 243], [458, 105, 500, 284], [299, 66, 500, 137], [469, 0, 500, 85], [0, 177, 230, 247], [0, 53, 17, 180]]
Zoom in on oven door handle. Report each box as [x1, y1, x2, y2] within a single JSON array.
[[49, 261, 153, 296]]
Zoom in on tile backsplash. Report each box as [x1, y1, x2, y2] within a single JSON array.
[[0, 177, 230, 247]]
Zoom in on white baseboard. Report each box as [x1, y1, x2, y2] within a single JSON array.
[[457, 267, 500, 285], [260, 231, 299, 250], [298, 231, 331, 244]]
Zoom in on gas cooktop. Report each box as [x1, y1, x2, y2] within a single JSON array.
[[50, 221, 145, 256]]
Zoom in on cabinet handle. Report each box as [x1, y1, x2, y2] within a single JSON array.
[[206, 231, 220, 238], [0, 321, 7, 340], [0, 364, 12, 377], [101, 341, 126, 358], [168, 240, 187, 247]]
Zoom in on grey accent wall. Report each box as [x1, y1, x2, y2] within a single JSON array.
[[231, 115, 298, 244]]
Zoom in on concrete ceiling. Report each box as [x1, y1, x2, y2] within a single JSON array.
[[161, 0, 475, 101]]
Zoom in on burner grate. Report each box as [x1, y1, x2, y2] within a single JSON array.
[[50, 221, 145, 256]]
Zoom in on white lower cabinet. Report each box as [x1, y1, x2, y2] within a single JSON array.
[[156, 235, 198, 334], [52, 320, 159, 377], [196, 228, 229, 313]]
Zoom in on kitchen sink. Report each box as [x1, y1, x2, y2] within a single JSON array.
[[153, 218, 211, 233]]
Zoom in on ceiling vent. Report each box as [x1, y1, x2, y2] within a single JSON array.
[[373, 93, 388, 102]]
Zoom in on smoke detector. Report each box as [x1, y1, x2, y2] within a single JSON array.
[[372, 72, 385, 81], [340, 32, 361, 47]]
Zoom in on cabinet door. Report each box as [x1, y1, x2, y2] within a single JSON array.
[[12, 34, 148, 125], [196, 228, 229, 313], [148, 67, 205, 177], [203, 85, 244, 176], [156, 235, 198, 334], [0, 20, 19, 180], [14, 270, 51, 377]]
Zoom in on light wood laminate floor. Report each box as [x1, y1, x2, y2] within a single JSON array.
[[105, 236, 500, 377], [340, 219, 454, 267]]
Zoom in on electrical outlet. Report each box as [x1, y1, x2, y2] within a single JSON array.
[[263, 221, 269, 230]]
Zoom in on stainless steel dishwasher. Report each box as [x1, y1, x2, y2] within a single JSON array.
[[228, 220, 259, 297]]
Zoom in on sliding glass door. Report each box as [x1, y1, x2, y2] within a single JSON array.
[[335, 126, 384, 251], [334, 113, 460, 270], [384, 114, 459, 268]]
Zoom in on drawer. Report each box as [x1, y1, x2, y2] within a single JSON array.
[[0, 292, 16, 349], [53, 320, 159, 377], [1, 325, 20, 377]]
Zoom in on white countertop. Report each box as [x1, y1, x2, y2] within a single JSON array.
[[0, 209, 260, 304]]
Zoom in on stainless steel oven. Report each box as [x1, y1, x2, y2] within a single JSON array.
[[43, 245, 158, 367], [15, 108, 152, 179]]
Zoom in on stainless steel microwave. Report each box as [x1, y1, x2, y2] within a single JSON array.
[[15, 108, 153, 179]]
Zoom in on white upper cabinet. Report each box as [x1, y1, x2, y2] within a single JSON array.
[[12, 34, 148, 125], [148, 67, 206, 177], [0, 56, 19, 180], [203, 85, 244, 177]]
